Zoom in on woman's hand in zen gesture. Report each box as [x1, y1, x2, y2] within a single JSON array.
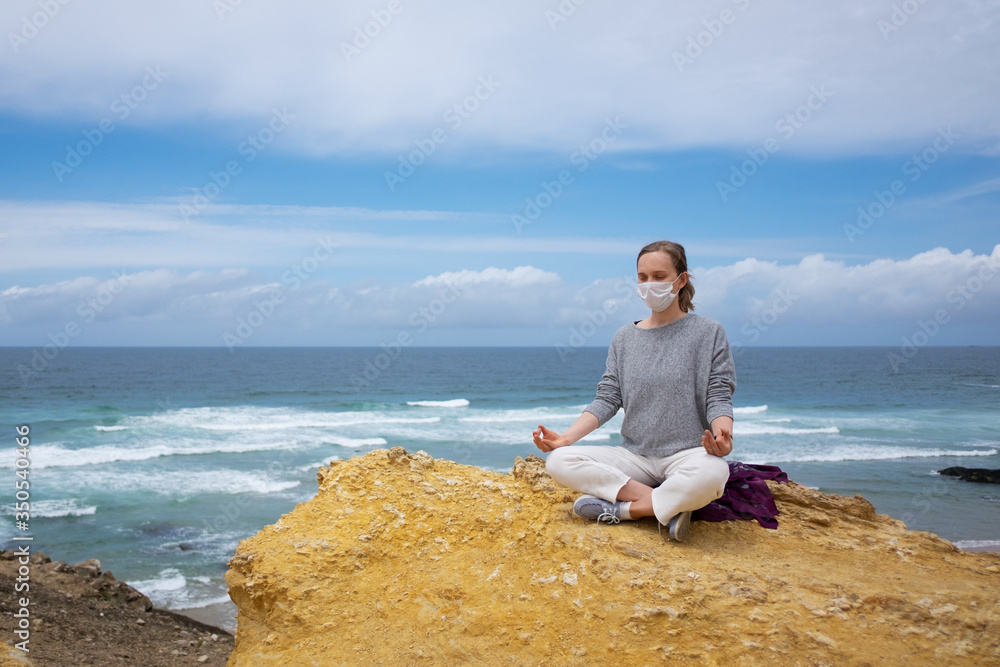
[[532, 425, 571, 452], [701, 427, 733, 457]]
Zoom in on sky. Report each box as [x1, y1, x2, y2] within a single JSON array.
[[0, 0, 998, 349]]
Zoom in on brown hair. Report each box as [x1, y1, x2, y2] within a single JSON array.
[[637, 240, 695, 312]]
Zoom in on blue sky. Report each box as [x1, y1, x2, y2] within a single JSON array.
[[1, 0, 998, 349]]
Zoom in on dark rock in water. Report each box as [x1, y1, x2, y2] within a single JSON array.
[[939, 467, 1000, 484], [178, 542, 196, 551]]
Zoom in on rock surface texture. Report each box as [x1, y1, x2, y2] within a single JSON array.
[[226, 448, 1000, 666]]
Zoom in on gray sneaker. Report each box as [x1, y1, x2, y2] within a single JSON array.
[[667, 511, 692, 542], [573, 495, 626, 524]]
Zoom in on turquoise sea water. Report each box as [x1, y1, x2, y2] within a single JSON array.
[[1, 346, 998, 629]]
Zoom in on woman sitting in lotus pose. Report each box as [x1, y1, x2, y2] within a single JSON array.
[[532, 240, 735, 542]]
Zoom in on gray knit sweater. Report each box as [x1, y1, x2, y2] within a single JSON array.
[[583, 313, 736, 458]]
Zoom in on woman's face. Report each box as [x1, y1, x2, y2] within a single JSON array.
[[637, 251, 683, 286]]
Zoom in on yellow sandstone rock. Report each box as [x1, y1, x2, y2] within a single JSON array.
[[226, 448, 1000, 665], [0, 642, 32, 667]]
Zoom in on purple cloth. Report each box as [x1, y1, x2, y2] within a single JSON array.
[[692, 460, 788, 529]]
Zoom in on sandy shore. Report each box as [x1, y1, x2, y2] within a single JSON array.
[[960, 544, 1000, 553], [174, 599, 238, 634]]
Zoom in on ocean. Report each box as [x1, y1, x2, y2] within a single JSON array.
[[2, 346, 998, 631]]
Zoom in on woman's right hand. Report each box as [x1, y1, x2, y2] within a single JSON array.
[[532, 424, 570, 452]]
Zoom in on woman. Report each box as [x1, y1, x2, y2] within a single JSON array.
[[532, 240, 735, 542]]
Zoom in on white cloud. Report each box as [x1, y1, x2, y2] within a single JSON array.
[[412, 266, 559, 288], [3, 246, 997, 346], [694, 245, 1000, 319], [1, 1, 998, 155], [0, 268, 257, 325], [690, 245, 1000, 348]]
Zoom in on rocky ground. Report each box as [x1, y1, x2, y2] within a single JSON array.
[[0, 551, 233, 667], [227, 448, 1000, 666]]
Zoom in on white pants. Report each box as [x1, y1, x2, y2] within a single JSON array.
[[545, 445, 729, 525]]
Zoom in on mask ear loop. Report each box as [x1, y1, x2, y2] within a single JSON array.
[[674, 271, 688, 294]]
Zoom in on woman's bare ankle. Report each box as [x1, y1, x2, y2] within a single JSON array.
[[626, 496, 655, 518]]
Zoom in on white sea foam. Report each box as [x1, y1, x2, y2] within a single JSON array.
[[93, 425, 128, 432], [17, 443, 183, 468], [22, 500, 97, 518], [193, 414, 440, 431], [954, 540, 1000, 551], [130, 568, 187, 596], [580, 433, 612, 441], [479, 465, 515, 473], [407, 399, 470, 408], [297, 456, 341, 472], [177, 593, 235, 610], [78, 405, 610, 457], [107, 406, 441, 434], [742, 447, 998, 464], [459, 409, 585, 424], [59, 469, 301, 497], [733, 405, 768, 415], [10, 439, 311, 469], [324, 437, 387, 448], [735, 423, 840, 436], [451, 409, 625, 445], [127, 569, 233, 611]]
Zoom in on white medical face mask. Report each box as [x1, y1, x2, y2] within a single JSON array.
[[637, 278, 680, 312]]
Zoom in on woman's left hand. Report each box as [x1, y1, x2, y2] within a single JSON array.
[[701, 427, 732, 457]]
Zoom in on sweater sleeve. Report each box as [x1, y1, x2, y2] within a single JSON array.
[[705, 324, 736, 424], [583, 336, 623, 427]]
